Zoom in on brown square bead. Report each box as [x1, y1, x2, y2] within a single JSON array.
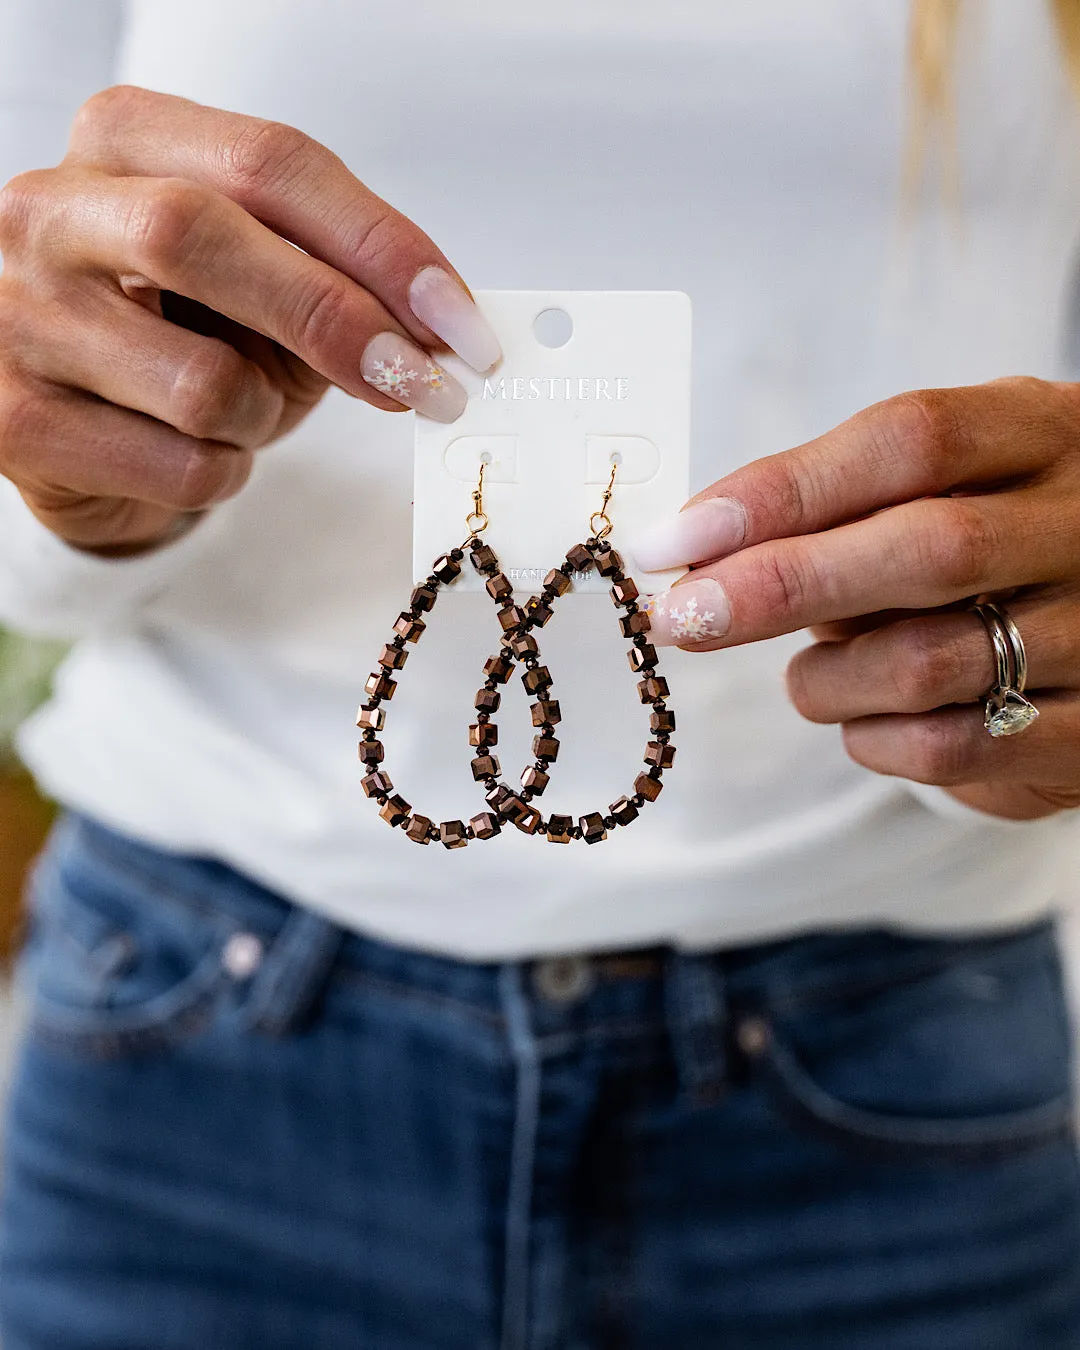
[[565, 543, 594, 573], [521, 765, 549, 796], [476, 687, 502, 713], [394, 614, 426, 643], [544, 568, 572, 596], [499, 605, 528, 633], [531, 699, 561, 727], [650, 709, 676, 734], [358, 739, 385, 765], [470, 543, 499, 573], [356, 706, 385, 731], [619, 611, 651, 638], [410, 584, 437, 612], [362, 770, 393, 798], [379, 644, 408, 670], [525, 597, 553, 627], [405, 814, 433, 845], [532, 735, 560, 761], [486, 573, 513, 602], [637, 676, 670, 704], [469, 811, 502, 841], [611, 577, 639, 605], [610, 795, 640, 826], [634, 772, 663, 802], [469, 722, 498, 748], [471, 754, 501, 781], [510, 633, 539, 659], [499, 793, 529, 825], [591, 543, 623, 576], [439, 820, 469, 849], [546, 815, 574, 844], [522, 666, 552, 694], [645, 741, 677, 769], [432, 553, 462, 583], [379, 794, 411, 827], [627, 644, 658, 673], [486, 783, 516, 813], [484, 654, 514, 684], [513, 805, 543, 835], [579, 811, 608, 844], [365, 672, 397, 701]]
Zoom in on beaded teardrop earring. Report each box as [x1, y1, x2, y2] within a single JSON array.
[[357, 459, 561, 849], [472, 460, 676, 844]]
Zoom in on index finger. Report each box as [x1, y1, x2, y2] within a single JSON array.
[[631, 379, 1077, 575], [67, 86, 502, 372]]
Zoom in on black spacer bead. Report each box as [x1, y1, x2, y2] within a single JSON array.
[[450, 548, 464, 560], [631, 793, 645, 808], [362, 730, 376, 741], [476, 711, 490, 724], [633, 634, 651, 648], [376, 794, 389, 805], [604, 815, 617, 830], [571, 825, 583, 840], [465, 825, 476, 840]]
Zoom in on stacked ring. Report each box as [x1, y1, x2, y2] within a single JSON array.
[[970, 600, 1039, 738]]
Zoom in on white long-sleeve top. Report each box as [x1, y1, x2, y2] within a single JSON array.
[[2, 0, 1079, 959]]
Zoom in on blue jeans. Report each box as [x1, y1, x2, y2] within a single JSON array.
[[2, 815, 1079, 1349]]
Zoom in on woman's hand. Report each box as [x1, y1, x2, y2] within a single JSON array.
[[635, 378, 1080, 821], [0, 86, 499, 555]]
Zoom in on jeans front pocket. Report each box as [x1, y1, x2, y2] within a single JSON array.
[[22, 820, 235, 1058], [751, 924, 1076, 1161]]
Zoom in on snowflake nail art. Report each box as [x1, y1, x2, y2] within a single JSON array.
[[645, 593, 723, 643], [370, 354, 419, 399]]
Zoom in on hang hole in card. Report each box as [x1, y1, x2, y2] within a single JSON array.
[[414, 291, 691, 595]]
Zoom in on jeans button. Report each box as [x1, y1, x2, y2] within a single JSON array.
[[222, 932, 264, 981], [532, 955, 595, 1004]]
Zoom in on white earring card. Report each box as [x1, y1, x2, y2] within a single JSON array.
[[413, 291, 692, 595]]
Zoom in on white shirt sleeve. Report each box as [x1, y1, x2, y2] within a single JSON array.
[[0, 0, 218, 637]]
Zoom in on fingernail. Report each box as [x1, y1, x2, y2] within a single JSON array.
[[643, 579, 731, 646], [631, 497, 747, 572], [361, 332, 467, 423], [408, 266, 502, 373]]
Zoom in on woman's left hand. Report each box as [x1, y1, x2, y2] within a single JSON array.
[[635, 378, 1080, 821]]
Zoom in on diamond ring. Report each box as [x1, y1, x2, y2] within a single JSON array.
[[970, 601, 1039, 737]]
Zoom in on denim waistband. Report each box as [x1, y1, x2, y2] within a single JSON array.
[[43, 812, 1058, 1030]]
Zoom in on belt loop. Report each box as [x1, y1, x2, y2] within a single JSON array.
[[664, 951, 729, 1106], [242, 907, 345, 1036]]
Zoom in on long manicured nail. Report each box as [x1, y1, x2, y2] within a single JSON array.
[[408, 266, 502, 373], [643, 579, 731, 646], [631, 497, 747, 573], [361, 332, 467, 422]]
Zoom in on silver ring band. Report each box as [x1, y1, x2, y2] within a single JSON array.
[[970, 601, 1039, 737]]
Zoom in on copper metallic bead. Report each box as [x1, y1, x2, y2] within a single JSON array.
[[470, 544, 499, 573], [650, 709, 676, 734], [476, 687, 502, 713], [486, 783, 516, 813], [439, 820, 469, 849], [365, 672, 397, 701], [432, 554, 462, 583], [379, 644, 408, 671], [525, 598, 553, 627], [356, 706, 385, 731], [521, 766, 550, 796], [546, 815, 574, 844], [499, 605, 528, 633], [637, 676, 670, 704], [565, 544, 593, 572], [486, 573, 513, 602], [394, 614, 426, 643], [619, 611, 651, 638], [469, 811, 502, 841], [499, 794, 529, 825], [645, 741, 677, 769], [471, 754, 501, 781], [358, 740, 385, 766], [469, 723, 499, 748], [510, 633, 539, 660], [611, 577, 639, 605], [410, 584, 438, 612], [579, 812, 608, 845], [405, 814, 434, 845], [531, 700, 561, 727], [484, 655, 514, 684], [544, 568, 572, 596], [591, 543, 623, 576], [362, 770, 393, 799], [610, 796, 639, 826], [628, 644, 658, 673], [634, 772, 664, 802], [522, 666, 552, 694], [380, 794, 411, 827], [514, 805, 543, 835], [532, 735, 560, 761]]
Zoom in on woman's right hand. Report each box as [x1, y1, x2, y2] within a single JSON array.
[[0, 86, 500, 555]]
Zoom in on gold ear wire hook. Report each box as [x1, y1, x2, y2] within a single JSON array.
[[589, 459, 618, 541], [466, 458, 490, 535]]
